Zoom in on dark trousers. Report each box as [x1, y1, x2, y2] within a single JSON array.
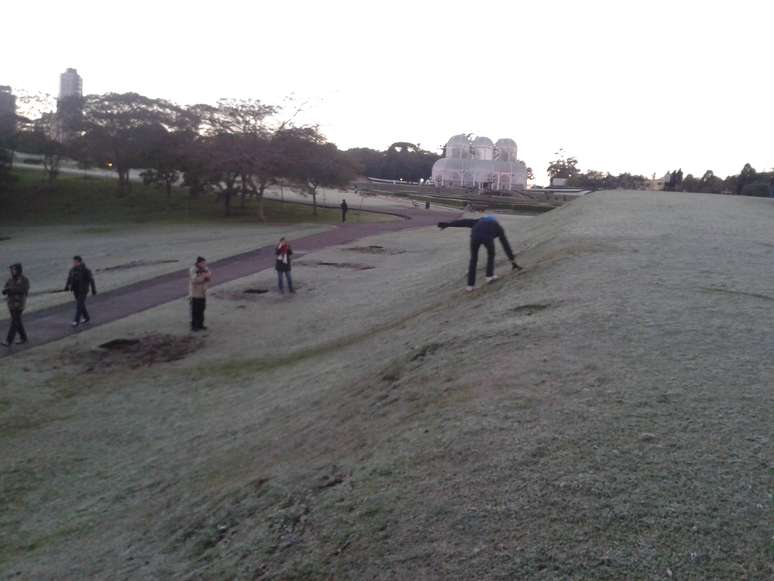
[[74, 293, 90, 323], [191, 297, 206, 329], [6, 309, 27, 343], [468, 238, 496, 287], [277, 270, 294, 293], [342, 210, 347, 222]]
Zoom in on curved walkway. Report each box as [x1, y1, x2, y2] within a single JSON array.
[[0, 208, 451, 358]]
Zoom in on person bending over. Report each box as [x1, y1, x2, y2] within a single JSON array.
[[438, 216, 522, 291]]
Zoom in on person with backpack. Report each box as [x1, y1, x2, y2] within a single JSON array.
[[2, 263, 30, 347], [437, 215, 522, 291], [275, 237, 295, 294], [64, 255, 97, 327], [189, 256, 212, 331]]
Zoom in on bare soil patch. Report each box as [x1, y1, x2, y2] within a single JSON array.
[[76, 333, 203, 370], [345, 245, 406, 255]]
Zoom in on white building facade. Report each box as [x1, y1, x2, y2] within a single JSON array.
[[59, 68, 82, 99], [432, 134, 528, 191]]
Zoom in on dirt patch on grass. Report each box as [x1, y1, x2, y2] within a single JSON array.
[[67, 333, 203, 371], [345, 245, 406, 255], [297, 261, 375, 271], [510, 303, 552, 316]]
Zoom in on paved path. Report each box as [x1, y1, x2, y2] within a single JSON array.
[[0, 208, 452, 358]]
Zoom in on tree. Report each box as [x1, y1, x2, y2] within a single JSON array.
[[736, 163, 756, 195], [681, 174, 700, 193], [140, 128, 195, 199], [15, 112, 69, 184], [189, 99, 279, 217], [79, 93, 189, 194], [547, 149, 579, 180], [344, 143, 439, 182], [698, 170, 723, 194], [278, 128, 358, 215]]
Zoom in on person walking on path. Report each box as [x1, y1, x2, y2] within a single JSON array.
[[65, 255, 97, 327], [438, 215, 522, 291], [189, 256, 212, 331], [341, 199, 349, 222], [2, 263, 30, 347], [275, 237, 295, 294]]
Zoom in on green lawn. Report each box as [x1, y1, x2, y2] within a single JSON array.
[[0, 169, 395, 226]]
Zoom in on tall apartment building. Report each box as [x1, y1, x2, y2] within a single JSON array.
[[59, 68, 83, 99], [0, 85, 17, 141], [56, 68, 83, 142]]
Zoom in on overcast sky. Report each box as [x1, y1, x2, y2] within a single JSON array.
[[4, 0, 773, 183]]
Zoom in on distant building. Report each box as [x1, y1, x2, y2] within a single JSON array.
[[432, 134, 528, 192], [0, 85, 17, 141], [56, 68, 83, 142], [59, 68, 83, 99]]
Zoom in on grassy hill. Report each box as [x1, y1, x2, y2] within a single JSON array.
[[0, 191, 771, 579]]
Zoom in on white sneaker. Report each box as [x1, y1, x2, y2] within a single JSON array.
[[465, 286, 475, 292], [486, 275, 499, 283]]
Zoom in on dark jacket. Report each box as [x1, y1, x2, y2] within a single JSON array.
[[65, 264, 97, 297], [442, 217, 516, 260], [275, 244, 293, 272], [3, 263, 30, 311]]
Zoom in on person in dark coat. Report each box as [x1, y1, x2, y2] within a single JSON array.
[[275, 237, 295, 294], [189, 256, 212, 331], [64, 255, 97, 327], [2, 263, 30, 347], [438, 216, 522, 291], [341, 199, 349, 222]]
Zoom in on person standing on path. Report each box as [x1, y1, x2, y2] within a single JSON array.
[[2, 263, 30, 347], [64, 255, 97, 327], [275, 237, 295, 294], [341, 199, 349, 222], [438, 216, 522, 291], [189, 256, 212, 331]]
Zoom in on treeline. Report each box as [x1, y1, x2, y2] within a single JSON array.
[[564, 165, 773, 196], [2, 93, 361, 218], [345, 143, 439, 182], [663, 165, 774, 196], [566, 171, 650, 190]]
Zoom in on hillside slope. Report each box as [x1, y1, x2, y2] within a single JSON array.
[[1, 192, 771, 580]]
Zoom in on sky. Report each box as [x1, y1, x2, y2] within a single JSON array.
[[4, 0, 773, 184]]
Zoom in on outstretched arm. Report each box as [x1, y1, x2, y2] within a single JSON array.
[[438, 219, 478, 230], [497, 225, 522, 269]]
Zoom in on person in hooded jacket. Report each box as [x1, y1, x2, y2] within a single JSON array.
[[438, 215, 522, 291], [64, 255, 97, 327], [2, 263, 30, 347]]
